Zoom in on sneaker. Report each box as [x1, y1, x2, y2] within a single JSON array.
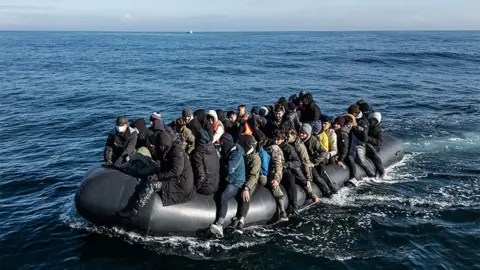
[[209, 223, 224, 238], [228, 218, 239, 229], [234, 221, 245, 234], [346, 178, 359, 187], [279, 211, 289, 222], [378, 169, 386, 178], [286, 205, 299, 216]]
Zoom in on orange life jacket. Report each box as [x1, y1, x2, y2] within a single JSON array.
[[242, 122, 253, 135], [213, 121, 224, 142]]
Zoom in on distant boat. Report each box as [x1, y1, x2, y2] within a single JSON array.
[[188, 30, 193, 34]]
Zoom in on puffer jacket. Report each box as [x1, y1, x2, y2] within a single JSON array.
[[104, 126, 138, 163], [207, 110, 225, 142], [178, 126, 195, 154], [336, 126, 350, 162], [367, 112, 383, 150], [221, 144, 246, 188], [191, 131, 220, 195], [155, 132, 195, 206], [279, 142, 306, 181], [352, 112, 369, 146]]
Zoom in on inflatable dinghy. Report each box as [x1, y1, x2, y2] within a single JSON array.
[[75, 135, 404, 236]]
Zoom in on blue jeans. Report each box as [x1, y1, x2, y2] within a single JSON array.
[[216, 184, 240, 224]]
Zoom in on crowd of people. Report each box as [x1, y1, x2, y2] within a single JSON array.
[[103, 91, 385, 237]]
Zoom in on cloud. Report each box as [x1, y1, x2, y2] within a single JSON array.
[[122, 13, 133, 22]]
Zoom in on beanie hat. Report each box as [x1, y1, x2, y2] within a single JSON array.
[[251, 106, 260, 116], [259, 106, 269, 117], [312, 120, 322, 133], [253, 129, 266, 143], [359, 102, 370, 113], [196, 130, 211, 145], [116, 116, 128, 126], [182, 108, 192, 118], [220, 133, 235, 155], [237, 134, 257, 152], [334, 116, 346, 126], [347, 104, 360, 115], [300, 124, 312, 141], [287, 102, 296, 112], [150, 112, 162, 122], [132, 118, 147, 131], [356, 99, 367, 106]]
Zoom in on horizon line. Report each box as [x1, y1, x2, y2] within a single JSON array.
[[1, 29, 479, 33]]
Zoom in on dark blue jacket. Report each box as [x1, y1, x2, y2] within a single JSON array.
[[258, 147, 270, 177], [222, 144, 246, 188]]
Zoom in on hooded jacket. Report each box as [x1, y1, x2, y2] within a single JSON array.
[[191, 130, 220, 195], [326, 129, 338, 157], [132, 118, 153, 150], [220, 134, 246, 188], [155, 131, 195, 206], [352, 112, 369, 146], [302, 135, 328, 166], [279, 141, 306, 181], [207, 110, 225, 143], [148, 119, 176, 160], [196, 109, 214, 140], [367, 112, 383, 150], [336, 126, 350, 162], [300, 93, 321, 124], [244, 147, 261, 190], [104, 126, 138, 164]]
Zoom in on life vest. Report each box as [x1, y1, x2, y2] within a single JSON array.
[[213, 121, 224, 142], [242, 122, 253, 135]]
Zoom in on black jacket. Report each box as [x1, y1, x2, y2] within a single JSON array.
[[132, 119, 153, 149], [336, 126, 350, 162], [300, 93, 321, 124], [190, 109, 214, 141], [104, 127, 138, 163], [367, 119, 383, 150], [191, 142, 220, 195], [155, 132, 195, 206], [352, 113, 369, 146], [279, 142, 306, 181]]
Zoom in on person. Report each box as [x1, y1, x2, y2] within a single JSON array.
[[188, 109, 213, 141], [209, 134, 245, 237], [322, 117, 338, 164], [367, 111, 385, 177], [286, 128, 319, 202], [174, 118, 195, 154], [118, 130, 195, 218], [216, 109, 226, 124], [104, 116, 138, 166], [191, 130, 220, 195], [230, 134, 261, 231], [357, 100, 373, 119], [238, 105, 249, 121], [224, 110, 236, 132], [273, 130, 316, 215], [299, 93, 321, 124], [262, 132, 289, 223], [131, 118, 153, 150], [285, 102, 302, 131], [207, 110, 225, 143], [265, 106, 287, 137], [250, 106, 260, 118], [347, 105, 375, 177], [183, 107, 201, 136], [149, 112, 162, 127], [299, 124, 336, 197], [259, 106, 269, 118], [312, 120, 329, 152], [334, 116, 358, 181], [148, 118, 177, 160]]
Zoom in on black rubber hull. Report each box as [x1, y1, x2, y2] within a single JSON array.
[[75, 135, 404, 236]]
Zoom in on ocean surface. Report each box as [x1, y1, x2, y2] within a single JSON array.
[[0, 31, 479, 270]]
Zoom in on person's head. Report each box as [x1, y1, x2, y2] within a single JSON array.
[[155, 131, 173, 157], [150, 112, 162, 126], [206, 110, 218, 125], [333, 116, 345, 130], [322, 116, 333, 131], [132, 118, 147, 133], [195, 130, 211, 146], [299, 124, 312, 141], [259, 106, 269, 117], [344, 115, 354, 126], [253, 129, 267, 147], [194, 109, 206, 122], [182, 108, 192, 122], [275, 106, 286, 120], [287, 128, 297, 143], [238, 105, 247, 116], [215, 109, 225, 122], [251, 106, 260, 117], [227, 110, 237, 123], [312, 120, 323, 135], [220, 133, 235, 155], [116, 116, 129, 133], [287, 102, 297, 113], [347, 104, 360, 117], [175, 118, 187, 132], [273, 130, 286, 146], [238, 134, 257, 154]]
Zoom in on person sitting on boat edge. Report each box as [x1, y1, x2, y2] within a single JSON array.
[[207, 110, 225, 143], [118, 130, 195, 218], [104, 116, 138, 167], [174, 117, 195, 155], [191, 130, 220, 196], [312, 120, 329, 152], [229, 134, 261, 232], [321, 116, 338, 164], [131, 118, 153, 150], [209, 133, 246, 237]]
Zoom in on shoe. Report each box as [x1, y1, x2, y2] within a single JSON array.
[[310, 193, 320, 202], [234, 221, 244, 234], [286, 205, 299, 216], [346, 178, 359, 187], [378, 169, 386, 178], [117, 208, 138, 219], [209, 223, 224, 238], [228, 218, 239, 229], [279, 211, 289, 222]]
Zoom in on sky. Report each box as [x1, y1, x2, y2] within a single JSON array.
[[0, 0, 479, 31]]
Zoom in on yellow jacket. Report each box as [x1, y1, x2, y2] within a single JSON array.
[[315, 131, 329, 152]]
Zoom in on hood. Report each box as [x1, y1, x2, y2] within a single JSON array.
[[312, 120, 323, 133], [196, 142, 217, 154], [155, 130, 173, 157], [220, 133, 235, 156], [368, 111, 382, 125], [194, 109, 206, 122], [237, 134, 257, 153], [259, 106, 269, 117], [132, 118, 147, 133], [302, 93, 313, 105], [195, 129, 211, 146], [216, 109, 225, 122], [207, 110, 218, 122], [300, 123, 312, 141], [152, 119, 165, 131], [251, 106, 260, 116]]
